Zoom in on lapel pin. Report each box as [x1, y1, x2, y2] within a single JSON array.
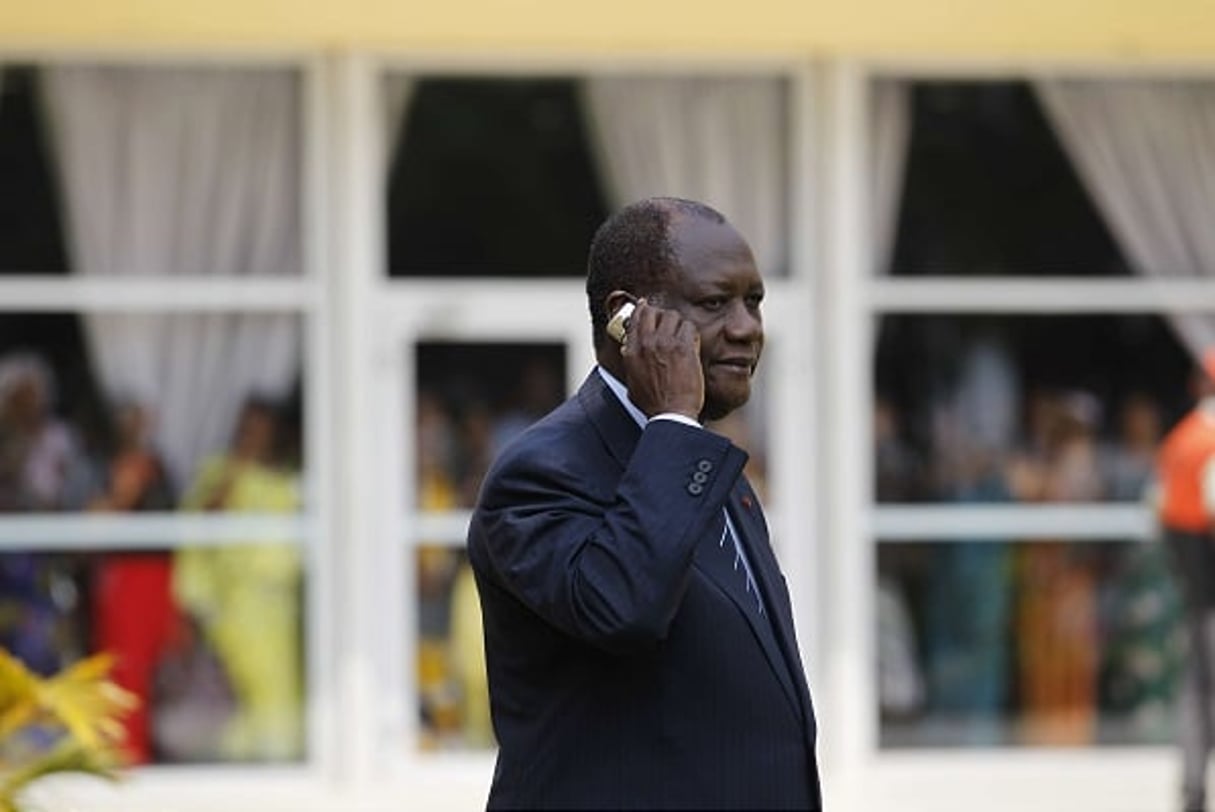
[[741, 494, 754, 510]]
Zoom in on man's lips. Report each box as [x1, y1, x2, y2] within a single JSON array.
[[710, 357, 757, 375]]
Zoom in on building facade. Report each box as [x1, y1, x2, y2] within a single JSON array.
[[3, 3, 1215, 810]]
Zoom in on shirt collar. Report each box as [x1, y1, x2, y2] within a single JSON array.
[[596, 366, 648, 430]]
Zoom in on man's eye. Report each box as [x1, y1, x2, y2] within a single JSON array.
[[746, 294, 764, 308], [700, 297, 727, 311]]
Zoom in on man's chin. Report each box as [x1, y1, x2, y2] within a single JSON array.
[[701, 387, 751, 422]]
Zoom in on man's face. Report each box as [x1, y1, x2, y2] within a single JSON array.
[[662, 216, 765, 422]]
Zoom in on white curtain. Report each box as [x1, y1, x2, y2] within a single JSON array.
[[871, 80, 912, 276], [43, 66, 302, 488], [582, 77, 788, 277], [1036, 79, 1215, 360]]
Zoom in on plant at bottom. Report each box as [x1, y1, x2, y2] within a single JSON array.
[[0, 649, 137, 812]]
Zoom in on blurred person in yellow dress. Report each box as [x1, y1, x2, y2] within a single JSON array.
[[449, 561, 492, 747], [416, 389, 497, 748], [172, 397, 303, 762], [415, 390, 464, 747]]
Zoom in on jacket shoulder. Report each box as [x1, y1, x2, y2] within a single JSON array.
[[477, 395, 614, 505]]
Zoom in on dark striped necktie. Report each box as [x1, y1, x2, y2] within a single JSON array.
[[719, 508, 764, 615]]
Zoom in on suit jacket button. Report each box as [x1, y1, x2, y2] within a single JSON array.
[[692, 471, 708, 484], [696, 459, 713, 473], [687, 482, 704, 496]]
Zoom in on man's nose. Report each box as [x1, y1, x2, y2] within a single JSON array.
[[724, 301, 762, 343]]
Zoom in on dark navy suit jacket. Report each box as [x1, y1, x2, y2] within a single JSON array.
[[467, 371, 821, 810]]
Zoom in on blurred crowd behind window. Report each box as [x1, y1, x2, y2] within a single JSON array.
[[0, 347, 306, 764]]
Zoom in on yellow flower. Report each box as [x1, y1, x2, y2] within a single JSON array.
[[37, 653, 138, 750], [0, 649, 139, 812], [0, 651, 41, 741]]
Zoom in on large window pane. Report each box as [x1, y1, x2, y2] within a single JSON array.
[[877, 539, 1183, 748], [0, 543, 308, 764], [874, 314, 1193, 503]]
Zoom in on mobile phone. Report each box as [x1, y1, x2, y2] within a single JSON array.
[[606, 301, 636, 344]]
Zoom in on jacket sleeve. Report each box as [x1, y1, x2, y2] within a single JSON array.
[[471, 419, 747, 654]]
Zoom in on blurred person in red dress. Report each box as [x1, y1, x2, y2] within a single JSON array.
[[88, 398, 180, 764]]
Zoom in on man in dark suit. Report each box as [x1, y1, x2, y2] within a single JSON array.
[[466, 197, 821, 810]]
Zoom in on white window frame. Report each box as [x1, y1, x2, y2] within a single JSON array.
[[345, 54, 824, 804], [820, 59, 1215, 811], [0, 51, 343, 805]]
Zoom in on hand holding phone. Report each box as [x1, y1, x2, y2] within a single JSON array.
[[614, 297, 704, 421]]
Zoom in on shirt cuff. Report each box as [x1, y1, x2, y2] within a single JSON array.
[[648, 412, 702, 429]]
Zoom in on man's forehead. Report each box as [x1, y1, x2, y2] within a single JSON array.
[[666, 209, 735, 241], [667, 214, 758, 278]]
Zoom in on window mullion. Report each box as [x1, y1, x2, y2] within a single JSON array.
[[874, 503, 1155, 541], [871, 275, 1215, 313], [0, 275, 315, 312], [0, 512, 312, 550]]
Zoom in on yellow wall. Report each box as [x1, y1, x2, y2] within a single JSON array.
[[1, 0, 1214, 59]]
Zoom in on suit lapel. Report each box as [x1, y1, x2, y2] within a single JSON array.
[[727, 479, 815, 724]]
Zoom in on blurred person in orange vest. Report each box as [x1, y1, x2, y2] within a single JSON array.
[[1155, 348, 1215, 812]]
